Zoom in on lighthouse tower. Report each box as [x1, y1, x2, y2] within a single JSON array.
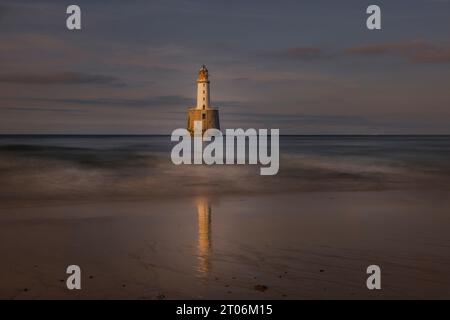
[[187, 65, 220, 135]]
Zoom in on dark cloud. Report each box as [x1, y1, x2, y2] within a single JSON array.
[[67, 95, 194, 107], [0, 72, 124, 86], [11, 96, 244, 109], [2, 106, 86, 113], [345, 40, 450, 64], [16, 95, 195, 108]]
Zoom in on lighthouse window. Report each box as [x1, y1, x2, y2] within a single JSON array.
[[202, 113, 206, 119], [203, 97, 205, 101], [203, 105, 205, 109], [203, 84, 205, 87]]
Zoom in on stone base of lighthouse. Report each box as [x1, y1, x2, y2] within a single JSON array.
[[187, 108, 220, 136]]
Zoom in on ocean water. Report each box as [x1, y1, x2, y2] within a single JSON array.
[[1, 135, 450, 202]]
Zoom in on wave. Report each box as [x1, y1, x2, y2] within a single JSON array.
[[1, 143, 450, 202]]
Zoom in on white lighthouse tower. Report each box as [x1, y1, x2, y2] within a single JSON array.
[[187, 65, 220, 135], [196, 64, 211, 110]]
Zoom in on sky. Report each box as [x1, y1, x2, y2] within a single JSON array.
[[0, 0, 449, 134]]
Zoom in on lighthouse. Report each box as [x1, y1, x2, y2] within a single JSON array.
[[187, 65, 220, 135]]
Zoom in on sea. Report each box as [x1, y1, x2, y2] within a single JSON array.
[[1, 135, 450, 201]]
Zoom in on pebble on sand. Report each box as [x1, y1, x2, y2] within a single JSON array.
[[254, 284, 268, 292]]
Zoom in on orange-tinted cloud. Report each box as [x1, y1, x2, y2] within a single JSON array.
[[345, 40, 450, 64]]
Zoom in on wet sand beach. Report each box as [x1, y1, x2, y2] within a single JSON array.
[[1, 190, 450, 299]]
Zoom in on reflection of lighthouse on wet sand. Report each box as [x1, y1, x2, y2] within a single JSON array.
[[196, 197, 212, 276]]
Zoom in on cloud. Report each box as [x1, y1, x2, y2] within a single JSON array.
[[2, 106, 86, 113], [7, 95, 246, 110], [65, 95, 194, 107], [274, 46, 326, 60], [0, 72, 124, 86], [15, 95, 195, 108], [225, 112, 374, 127], [230, 70, 344, 86], [345, 40, 450, 64], [272, 40, 450, 64]]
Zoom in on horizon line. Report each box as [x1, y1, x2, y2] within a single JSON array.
[[1, 134, 450, 137]]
